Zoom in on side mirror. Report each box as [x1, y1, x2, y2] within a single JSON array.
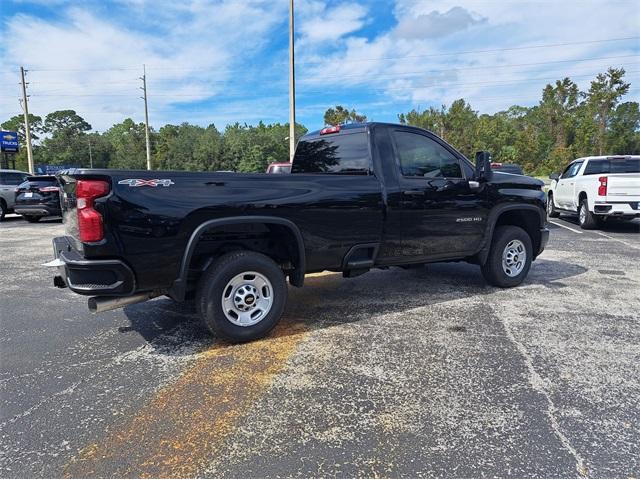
[[549, 172, 560, 181], [474, 151, 493, 181]]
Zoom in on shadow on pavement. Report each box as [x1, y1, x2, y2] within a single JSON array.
[[122, 258, 587, 352]]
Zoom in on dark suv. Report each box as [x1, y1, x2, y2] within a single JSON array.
[[15, 176, 62, 222]]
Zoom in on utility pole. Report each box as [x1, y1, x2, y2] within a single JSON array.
[[88, 135, 93, 168], [140, 64, 152, 170], [288, 0, 296, 163], [20, 67, 35, 174]]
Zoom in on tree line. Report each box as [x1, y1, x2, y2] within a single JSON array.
[[2, 68, 638, 176]]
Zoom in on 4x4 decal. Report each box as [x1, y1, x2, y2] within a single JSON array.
[[118, 179, 175, 187]]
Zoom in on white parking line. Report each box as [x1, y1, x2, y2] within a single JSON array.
[[549, 220, 583, 234], [594, 231, 640, 250]]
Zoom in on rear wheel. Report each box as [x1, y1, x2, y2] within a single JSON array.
[[196, 251, 287, 343], [481, 225, 533, 288], [24, 216, 41, 223], [0, 201, 5, 222], [547, 193, 559, 218], [578, 199, 599, 230]]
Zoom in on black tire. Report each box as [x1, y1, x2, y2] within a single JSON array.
[[481, 225, 533, 288], [24, 216, 41, 223], [578, 199, 599, 230], [196, 250, 287, 343], [0, 200, 6, 222], [547, 192, 559, 218]]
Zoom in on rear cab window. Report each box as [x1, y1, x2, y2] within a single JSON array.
[[584, 157, 640, 175], [292, 131, 370, 174]]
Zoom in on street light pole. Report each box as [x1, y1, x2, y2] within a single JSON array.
[[288, 0, 296, 163]]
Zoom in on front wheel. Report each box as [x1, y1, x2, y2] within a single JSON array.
[[196, 251, 287, 343], [481, 225, 533, 288]]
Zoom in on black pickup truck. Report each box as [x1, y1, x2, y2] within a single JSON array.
[[51, 122, 549, 342]]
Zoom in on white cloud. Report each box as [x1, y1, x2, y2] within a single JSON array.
[[394, 6, 485, 40], [297, 1, 368, 44], [0, 1, 287, 130], [297, 0, 640, 114]]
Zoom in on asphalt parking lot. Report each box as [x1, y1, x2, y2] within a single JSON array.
[[1, 214, 638, 479]]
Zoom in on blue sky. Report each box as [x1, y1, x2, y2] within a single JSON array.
[[1, 0, 639, 132]]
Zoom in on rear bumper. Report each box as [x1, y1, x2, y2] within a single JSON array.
[[593, 201, 640, 217], [537, 227, 550, 257], [52, 236, 136, 296], [15, 204, 61, 217]]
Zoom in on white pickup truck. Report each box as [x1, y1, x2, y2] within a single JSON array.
[[547, 155, 640, 229]]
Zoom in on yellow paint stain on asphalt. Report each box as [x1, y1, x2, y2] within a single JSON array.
[[64, 320, 309, 479]]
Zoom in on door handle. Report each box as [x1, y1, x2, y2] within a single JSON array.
[[403, 190, 425, 196]]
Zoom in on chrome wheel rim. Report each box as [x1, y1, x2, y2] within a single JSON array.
[[547, 197, 553, 215], [502, 239, 526, 277], [579, 206, 586, 224], [221, 271, 273, 327]]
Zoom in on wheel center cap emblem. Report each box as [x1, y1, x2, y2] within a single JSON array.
[[245, 295, 254, 304]]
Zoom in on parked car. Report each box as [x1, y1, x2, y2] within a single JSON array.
[[0, 169, 30, 221], [266, 162, 292, 174], [50, 122, 549, 343], [491, 162, 524, 175], [14, 176, 62, 222], [547, 155, 640, 229]]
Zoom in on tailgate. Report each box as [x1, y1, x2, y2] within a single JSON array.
[[606, 174, 640, 201]]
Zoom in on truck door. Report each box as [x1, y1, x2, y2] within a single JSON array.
[[555, 160, 582, 208], [390, 129, 488, 260]]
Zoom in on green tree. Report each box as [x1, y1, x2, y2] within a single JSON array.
[[398, 105, 446, 136], [323, 106, 367, 126], [584, 67, 630, 154], [1, 114, 45, 170], [1, 114, 44, 142], [40, 110, 92, 166], [443, 99, 478, 157], [607, 101, 640, 154], [103, 118, 149, 169], [539, 78, 579, 149]]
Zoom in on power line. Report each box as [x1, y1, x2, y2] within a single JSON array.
[[17, 36, 640, 73], [295, 36, 640, 65], [301, 55, 640, 82], [25, 54, 640, 93], [24, 70, 640, 100]]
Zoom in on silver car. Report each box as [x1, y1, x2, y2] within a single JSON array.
[[0, 169, 30, 221]]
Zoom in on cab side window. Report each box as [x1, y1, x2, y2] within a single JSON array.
[[0, 173, 27, 185], [561, 161, 582, 179], [393, 131, 462, 178]]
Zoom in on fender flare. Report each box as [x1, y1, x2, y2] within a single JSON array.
[[475, 203, 545, 265], [170, 216, 306, 300]]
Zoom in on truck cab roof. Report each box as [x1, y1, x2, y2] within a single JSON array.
[[302, 122, 438, 140]]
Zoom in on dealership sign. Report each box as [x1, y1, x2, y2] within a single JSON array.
[[0, 131, 19, 153]]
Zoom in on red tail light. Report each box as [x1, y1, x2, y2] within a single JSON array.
[[39, 186, 59, 192], [76, 180, 109, 242], [598, 176, 607, 196]]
